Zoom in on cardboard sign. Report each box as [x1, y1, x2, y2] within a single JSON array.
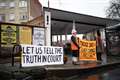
[[19, 27, 32, 44], [21, 44, 63, 67], [1, 25, 16, 44], [33, 28, 45, 46], [79, 40, 97, 61]]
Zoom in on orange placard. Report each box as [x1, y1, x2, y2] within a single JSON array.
[[79, 40, 97, 61], [19, 27, 32, 44]]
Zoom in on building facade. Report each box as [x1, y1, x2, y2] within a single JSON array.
[[0, 0, 42, 23]]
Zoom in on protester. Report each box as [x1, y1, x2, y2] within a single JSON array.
[[63, 42, 71, 64], [12, 42, 22, 66], [71, 29, 80, 64], [82, 35, 87, 40], [96, 30, 104, 62], [13, 42, 22, 57]]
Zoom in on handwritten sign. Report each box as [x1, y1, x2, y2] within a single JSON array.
[[19, 27, 32, 44], [79, 40, 97, 61], [1, 25, 16, 44], [33, 28, 45, 46]]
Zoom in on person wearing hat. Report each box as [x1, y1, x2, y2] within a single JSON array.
[[71, 29, 80, 64]]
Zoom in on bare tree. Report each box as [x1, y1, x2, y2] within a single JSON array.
[[106, 0, 120, 18]]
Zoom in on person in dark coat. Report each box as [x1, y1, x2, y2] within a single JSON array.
[[96, 30, 104, 61]]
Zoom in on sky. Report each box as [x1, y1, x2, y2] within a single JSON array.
[[40, 0, 110, 18]]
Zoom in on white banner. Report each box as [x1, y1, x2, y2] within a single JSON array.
[[21, 44, 63, 67], [33, 28, 45, 46]]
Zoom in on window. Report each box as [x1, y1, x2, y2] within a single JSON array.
[[20, 15, 27, 20], [19, 1, 27, 7], [20, 12, 27, 20], [0, 14, 5, 22], [0, 2, 7, 8], [0, 16, 2, 21], [9, 13, 15, 21], [9, 2, 15, 8]]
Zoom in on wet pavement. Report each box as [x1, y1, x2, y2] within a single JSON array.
[[0, 56, 120, 80], [44, 63, 120, 80], [44, 61, 120, 80], [64, 68, 120, 80], [43, 55, 120, 80]]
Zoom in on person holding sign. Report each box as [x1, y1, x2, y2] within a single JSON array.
[[71, 29, 80, 64]]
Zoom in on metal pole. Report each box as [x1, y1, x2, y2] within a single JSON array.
[[48, 0, 50, 8], [0, 23, 1, 61], [104, 27, 109, 56], [12, 50, 14, 66]]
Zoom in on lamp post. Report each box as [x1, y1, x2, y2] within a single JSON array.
[[48, 0, 50, 8]]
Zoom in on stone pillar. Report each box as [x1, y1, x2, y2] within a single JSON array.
[[44, 11, 51, 46], [65, 33, 67, 42], [60, 35, 62, 43]]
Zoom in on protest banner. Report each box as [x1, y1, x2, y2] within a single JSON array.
[[79, 40, 97, 61], [21, 44, 63, 67]]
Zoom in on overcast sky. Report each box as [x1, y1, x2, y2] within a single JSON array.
[[40, 0, 110, 18]]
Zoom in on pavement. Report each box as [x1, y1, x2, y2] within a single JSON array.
[[0, 55, 120, 80], [44, 55, 120, 79], [45, 60, 120, 78]]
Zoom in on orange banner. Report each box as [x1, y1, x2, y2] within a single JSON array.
[[79, 40, 97, 61]]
